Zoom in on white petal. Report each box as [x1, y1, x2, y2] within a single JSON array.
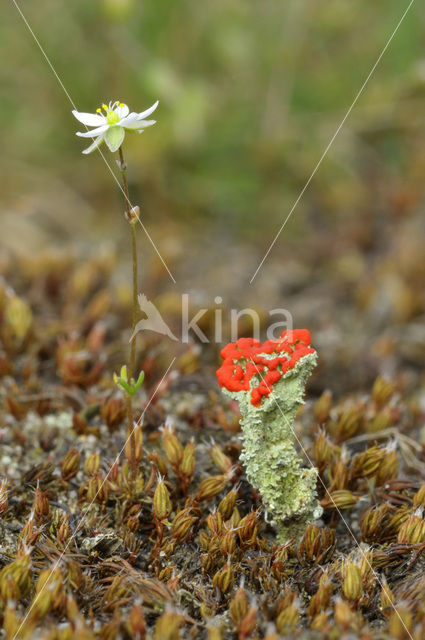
[[76, 124, 110, 138], [115, 104, 129, 118], [137, 100, 159, 120], [82, 135, 105, 155], [119, 112, 141, 127], [105, 126, 125, 152], [124, 119, 156, 130], [72, 110, 106, 126]]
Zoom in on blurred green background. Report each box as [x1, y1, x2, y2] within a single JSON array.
[[3, 0, 425, 239]]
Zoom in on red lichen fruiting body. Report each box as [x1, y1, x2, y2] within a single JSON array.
[[216, 330, 315, 407]]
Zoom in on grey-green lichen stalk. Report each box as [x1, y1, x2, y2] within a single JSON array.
[[216, 331, 322, 540]]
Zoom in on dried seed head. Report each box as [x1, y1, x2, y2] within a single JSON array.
[[61, 448, 81, 481], [314, 390, 332, 424], [220, 530, 237, 557], [207, 510, 224, 536], [209, 442, 233, 474], [196, 475, 229, 502], [153, 480, 172, 522], [307, 573, 333, 617], [238, 605, 258, 639], [351, 445, 387, 479], [387, 605, 412, 640], [162, 427, 184, 472], [0, 554, 32, 603], [387, 506, 411, 536], [229, 586, 248, 625], [341, 561, 363, 602], [0, 479, 9, 517], [149, 452, 169, 478], [321, 490, 359, 510], [153, 609, 184, 640], [34, 487, 50, 522], [207, 625, 222, 640], [328, 457, 350, 491], [275, 603, 299, 635], [313, 429, 334, 473], [413, 484, 425, 508], [238, 512, 258, 547], [360, 503, 391, 543], [372, 375, 394, 408], [125, 603, 146, 639], [375, 443, 399, 485], [84, 452, 100, 476], [170, 509, 197, 543], [397, 508, 425, 544], [212, 562, 234, 594], [100, 395, 126, 432], [218, 489, 237, 520], [380, 578, 395, 616], [299, 524, 336, 565], [180, 441, 196, 478], [86, 473, 109, 504], [335, 407, 362, 441]]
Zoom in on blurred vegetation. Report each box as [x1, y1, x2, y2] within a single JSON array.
[[3, 0, 425, 239]]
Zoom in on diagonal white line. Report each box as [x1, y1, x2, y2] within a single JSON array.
[[250, 0, 415, 284], [248, 358, 413, 640], [13, 357, 176, 639], [10, 0, 176, 285]]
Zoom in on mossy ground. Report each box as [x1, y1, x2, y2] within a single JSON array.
[[0, 246, 425, 640]]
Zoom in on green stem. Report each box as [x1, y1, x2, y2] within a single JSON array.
[[118, 145, 139, 480]]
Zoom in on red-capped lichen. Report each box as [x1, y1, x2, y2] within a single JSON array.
[[216, 330, 316, 407]]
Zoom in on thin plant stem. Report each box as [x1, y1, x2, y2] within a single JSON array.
[[118, 144, 139, 479]]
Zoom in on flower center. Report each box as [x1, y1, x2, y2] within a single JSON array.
[[106, 109, 120, 125], [96, 101, 125, 125]]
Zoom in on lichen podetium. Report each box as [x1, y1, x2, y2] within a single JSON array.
[[216, 329, 322, 540]]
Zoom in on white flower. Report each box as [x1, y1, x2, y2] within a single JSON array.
[[72, 100, 159, 154]]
